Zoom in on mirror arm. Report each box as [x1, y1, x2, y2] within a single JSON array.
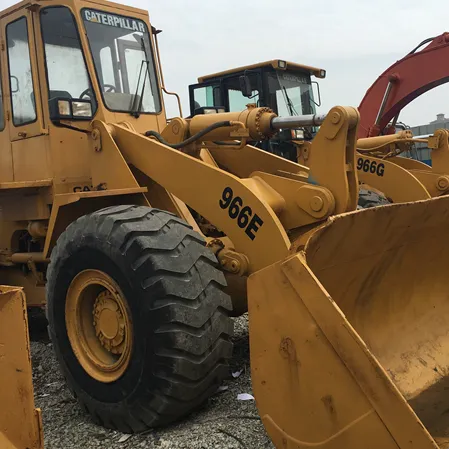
[[312, 81, 321, 107]]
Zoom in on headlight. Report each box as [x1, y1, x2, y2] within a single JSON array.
[[291, 129, 304, 140], [72, 101, 93, 117], [58, 100, 71, 116], [49, 97, 93, 121], [278, 60, 287, 69]]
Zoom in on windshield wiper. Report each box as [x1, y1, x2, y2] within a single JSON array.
[[282, 86, 298, 116], [131, 59, 150, 118], [131, 36, 152, 118]]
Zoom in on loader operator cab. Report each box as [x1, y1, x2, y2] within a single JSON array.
[[188, 60, 326, 161], [1, 2, 163, 146], [0, 0, 165, 190]]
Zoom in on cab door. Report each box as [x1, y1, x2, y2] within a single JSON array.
[[1, 7, 49, 182], [2, 8, 46, 142], [0, 46, 12, 182]]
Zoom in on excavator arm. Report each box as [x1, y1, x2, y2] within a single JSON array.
[[358, 32, 449, 137]]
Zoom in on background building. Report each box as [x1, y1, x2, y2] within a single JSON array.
[[407, 113, 449, 165]]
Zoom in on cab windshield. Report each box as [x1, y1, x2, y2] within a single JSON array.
[[267, 70, 315, 116], [82, 9, 161, 114]]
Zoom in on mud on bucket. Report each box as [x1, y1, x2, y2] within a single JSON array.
[[248, 195, 449, 449]]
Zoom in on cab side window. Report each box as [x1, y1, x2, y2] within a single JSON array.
[[6, 17, 37, 126], [228, 89, 259, 111], [192, 84, 222, 111], [224, 75, 259, 112]]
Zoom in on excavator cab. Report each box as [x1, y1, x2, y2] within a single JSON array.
[[188, 60, 326, 160]]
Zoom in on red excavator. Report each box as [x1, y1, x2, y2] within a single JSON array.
[[350, 32, 449, 207], [358, 32, 449, 138]]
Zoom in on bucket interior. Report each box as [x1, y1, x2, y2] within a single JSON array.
[[305, 196, 449, 448]]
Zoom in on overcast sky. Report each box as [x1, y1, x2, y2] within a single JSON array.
[[2, 0, 448, 126], [147, 0, 449, 126]]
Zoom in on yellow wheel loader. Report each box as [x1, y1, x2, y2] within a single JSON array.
[[188, 59, 426, 209], [328, 129, 449, 205], [189, 57, 449, 208], [2, 1, 449, 448], [188, 59, 325, 161], [355, 129, 449, 203]]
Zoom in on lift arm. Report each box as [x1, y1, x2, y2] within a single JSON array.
[[88, 107, 359, 275]]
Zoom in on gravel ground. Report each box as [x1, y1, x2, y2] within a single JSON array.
[[29, 314, 274, 449]]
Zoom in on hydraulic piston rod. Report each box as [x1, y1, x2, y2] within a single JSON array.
[[271, 114, 327, 129], [188, 108, 327, 142]]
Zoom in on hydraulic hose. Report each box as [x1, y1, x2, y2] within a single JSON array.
[[407, 36, 436, 55], [145, 121, 234, 149]]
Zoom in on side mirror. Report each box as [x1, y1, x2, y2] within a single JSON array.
[[10, 76, 19, 94], [239, 75, 252, 98]]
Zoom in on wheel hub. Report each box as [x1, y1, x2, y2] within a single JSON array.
[[93, 291, 126, 354], [65, 269, 133, 383]]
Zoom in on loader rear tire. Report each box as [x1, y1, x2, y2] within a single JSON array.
[[46, 205, 233, 433], [358, 188, 391, 209]]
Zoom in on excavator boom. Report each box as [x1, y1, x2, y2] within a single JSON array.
[[358, 32, 449, 137]]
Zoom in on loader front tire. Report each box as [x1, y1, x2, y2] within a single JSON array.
[[46, 205, 233, 433]]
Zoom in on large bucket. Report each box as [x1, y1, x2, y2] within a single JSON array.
[[0, 287, 43, 449], [249, 195, 449, 449]]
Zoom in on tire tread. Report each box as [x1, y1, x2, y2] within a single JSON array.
[[47, 205, 233, 432]]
